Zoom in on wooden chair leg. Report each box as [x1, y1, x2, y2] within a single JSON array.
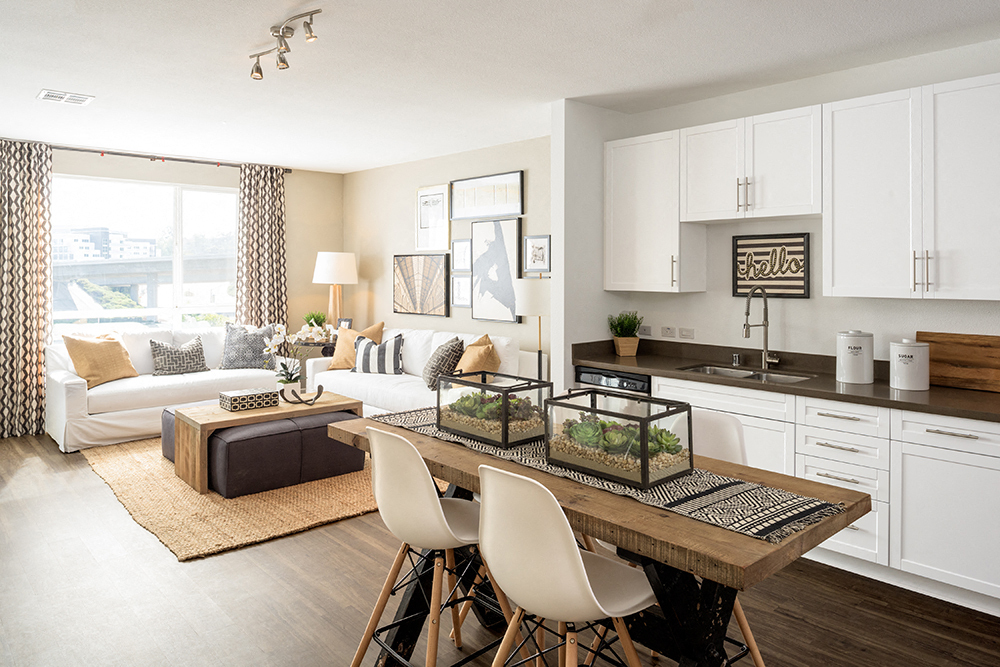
[[444, 549, 463, 649], [733, 596, 766, 667], [584, 625, 609, 666], [611, 617, 643, 667], [450, 563, 487, 639], [483, 560, 532, 662], [565, 630, 578, 667], [351, 542, 409, 667], [557, 621, 567, 665], [492, 607, 526, 667], [425, 555, 445, 667]]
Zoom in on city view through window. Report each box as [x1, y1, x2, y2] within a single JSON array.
[[51, 175, 238, 336]]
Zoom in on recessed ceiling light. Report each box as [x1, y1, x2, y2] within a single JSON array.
[[37, 89, 95, 106]]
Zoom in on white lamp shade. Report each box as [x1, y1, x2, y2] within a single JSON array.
[[312, 252, 358, 285], [514, 278, 549, 316]]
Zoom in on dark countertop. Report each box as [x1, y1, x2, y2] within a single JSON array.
[[572, 339, 1000, 425]]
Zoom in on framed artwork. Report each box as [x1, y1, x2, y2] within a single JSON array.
[[451, 275, 472, 308], [450, 171, 523, 221], [523, 234, 551, 273], [336, 318, 353, 330], [471, 218, 521, 323], [451, 238, 472, 272], [393, 254, 450, 317], [732, 232, 810, 298], [416, 184, 449, 250]]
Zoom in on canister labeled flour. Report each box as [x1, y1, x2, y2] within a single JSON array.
[[890, 339, 930, 391], [836, 331, 873, 384]]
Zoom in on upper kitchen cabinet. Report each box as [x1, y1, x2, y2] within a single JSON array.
[[605, 131, 706, 292], [922, 73, 1000, 300], [823, 89, 922, 299], [679, 105, 822, 222]]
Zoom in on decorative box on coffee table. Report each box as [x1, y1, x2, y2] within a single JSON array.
[[546, 387, 693, 490], [437, 371, 552, 449]]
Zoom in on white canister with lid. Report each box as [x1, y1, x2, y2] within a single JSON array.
[[836, 331, 874, 384], [890, 339, 930, 391]]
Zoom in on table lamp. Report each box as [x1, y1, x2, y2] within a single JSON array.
[[312, 252, 358, 327], [514, 277, 550, 380]]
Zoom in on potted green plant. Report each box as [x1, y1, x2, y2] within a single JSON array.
[[608, 311, 643, 357], [303, 310, 327, 328]]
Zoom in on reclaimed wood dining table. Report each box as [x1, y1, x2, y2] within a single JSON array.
[[329, 417, 871, 667]]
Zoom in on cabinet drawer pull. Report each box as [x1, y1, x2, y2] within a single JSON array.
[[845, 524, 861, 531], [816, 441, 860, 453], [925, 428, 979, 440], [736, 177, 742, 210], [817, 471, 860, 484], [670, 255, 677, 287], [817, 412, 861, 421]]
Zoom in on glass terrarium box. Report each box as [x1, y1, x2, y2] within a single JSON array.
[[437, 371, 552, 449], [546, 388, 693, 490]]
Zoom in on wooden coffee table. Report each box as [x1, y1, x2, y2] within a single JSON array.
[[174, 392, 362, 493]]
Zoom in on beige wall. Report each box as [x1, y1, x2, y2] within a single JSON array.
[[51, 150, 344, 328], [343, 137, 551, 359]]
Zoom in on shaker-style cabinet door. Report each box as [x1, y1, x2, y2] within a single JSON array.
[[680, 118, 745, 222], [922, 73, 1000, 300], [746, 105, 822, 218], [823, 88, 923, 298]]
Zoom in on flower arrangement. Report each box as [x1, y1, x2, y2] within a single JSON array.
[[264, 323, 326, 384]]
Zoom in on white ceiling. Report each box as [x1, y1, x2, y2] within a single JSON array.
[[4, 0, 1000, 173]]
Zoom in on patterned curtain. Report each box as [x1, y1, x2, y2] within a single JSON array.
[[0, 140, 53, 438], [236, 164, 287, 327]]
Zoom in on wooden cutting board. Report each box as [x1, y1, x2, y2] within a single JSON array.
[[915, 331, 1000, 393]]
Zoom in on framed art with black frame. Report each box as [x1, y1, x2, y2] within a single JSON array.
[[471, 218, 521, 323], [523, 234, 551, 274], [393, 254, 450, 317], [450, 171, 523, 221], [732, 232, 810, 298]]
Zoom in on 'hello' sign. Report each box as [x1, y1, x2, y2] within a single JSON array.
[[732, 233, 810, 298]]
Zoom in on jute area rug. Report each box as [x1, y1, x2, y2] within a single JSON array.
[[82, 437, 377, 562]]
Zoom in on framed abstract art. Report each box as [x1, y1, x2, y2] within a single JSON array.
[[393, 254, 450, 317], [471, 218, 521, 323]]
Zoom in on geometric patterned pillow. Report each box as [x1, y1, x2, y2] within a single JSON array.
[[422, 336, 465, 389], [150, 337, 210, 376], [220, 322, 276, 370]]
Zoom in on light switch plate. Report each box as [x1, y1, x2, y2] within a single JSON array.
[[679, 328, 695, 339], [638, 325, 652, 336]]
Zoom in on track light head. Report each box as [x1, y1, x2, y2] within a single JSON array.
[[276, 51, 289, 70], [276, 35, 291, 53], [251, 57, 263, 80], [251, 9, 320, 79], [304, 19, 317, 42]]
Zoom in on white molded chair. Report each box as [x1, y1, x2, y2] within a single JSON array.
[[478, 464, 656, 667], [352, 428, 514, 667]]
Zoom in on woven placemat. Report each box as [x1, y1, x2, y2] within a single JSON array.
[[372, 408, 844, 543]]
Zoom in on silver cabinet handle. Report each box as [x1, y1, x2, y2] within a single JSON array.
[[736, 177, 742, 211], [818, 471, 861, 484], [817, 412, 861, 421], [816, 441, 860, 453], [926, 428, 979, 440], [924, 250, 932, 292], [912, 250, 918, 292], [845, 524, 861, 531], [670, 255, 677, 287], [745, 177, 752, 210]]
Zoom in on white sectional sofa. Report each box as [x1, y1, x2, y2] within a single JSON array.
[[45, 328, 277, 452], [306, 328, 528, 416]]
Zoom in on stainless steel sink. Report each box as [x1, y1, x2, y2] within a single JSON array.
[[679, 365, 757, 379], [747, 371, 814, 384]]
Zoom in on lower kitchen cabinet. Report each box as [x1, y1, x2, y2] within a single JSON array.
[[817, 499, 889, 566]]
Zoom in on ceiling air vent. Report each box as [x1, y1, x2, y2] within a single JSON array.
[[36, 89, 94, 106]]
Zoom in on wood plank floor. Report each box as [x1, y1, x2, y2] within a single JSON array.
[[1, 433, 999, 666]]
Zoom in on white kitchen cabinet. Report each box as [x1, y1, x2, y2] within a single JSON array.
[[680, 105, 822, 222], [822, 88, 922, 298], [604, 131, 706, 292], [921, 73, 1000, 300]]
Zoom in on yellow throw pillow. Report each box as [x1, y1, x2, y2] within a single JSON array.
[[62, 335, 139, 389], [455, 334, 501, 376], [328, 322, 385, 370]]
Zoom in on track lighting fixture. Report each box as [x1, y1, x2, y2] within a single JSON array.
[[248, 9, 321, 80]]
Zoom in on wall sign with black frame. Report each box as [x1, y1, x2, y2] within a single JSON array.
[[732, 232, 810, 298], [392, 254, 450, 317]]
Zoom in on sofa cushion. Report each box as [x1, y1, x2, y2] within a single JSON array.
[[329, 322, 385, 370], [87, 368, 277, 414], [389, 328, 434, 376], [353, 334, 404, 374], [173, 328, 226, 369], [313, 368, 438, 414], [120, 329, 174, 375], [431, 331, 518, 376], [221, 323, 276, 370], [422, 337, 464, 389], [62, 335, 139, 389], [455, 335, 501, 376], [151, 337, 210, 376]]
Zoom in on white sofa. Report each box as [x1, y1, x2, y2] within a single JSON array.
[[306, 328, 532, 417], [45, 328, 277, 453]]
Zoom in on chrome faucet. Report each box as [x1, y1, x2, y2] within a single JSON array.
[[743, 285, 780, 370]]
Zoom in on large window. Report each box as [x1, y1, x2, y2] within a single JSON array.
[[51, 175, 238, 336]]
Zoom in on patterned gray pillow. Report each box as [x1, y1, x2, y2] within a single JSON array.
[[422, 337, 465, 389], [150, 337, 210, 376], [220, 323, 276, 370]]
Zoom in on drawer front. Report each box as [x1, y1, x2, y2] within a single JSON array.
[[653, 376, 794, 422], [892, 410, 1000, 457], [796, 396, 889, 438], [796, 426, 889, 470], [815, 499, 888, 566], [795, 454, 888, 502]]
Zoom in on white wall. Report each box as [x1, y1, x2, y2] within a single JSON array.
[[553, 37, 1000, 377]]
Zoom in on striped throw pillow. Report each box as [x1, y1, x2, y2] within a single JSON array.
[[352, 334, 404, 374]]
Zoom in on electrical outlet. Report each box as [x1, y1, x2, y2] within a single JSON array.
[[661, 326, 676, 338], [679, 328, 695, 339], [638, 325, 652, 336]]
